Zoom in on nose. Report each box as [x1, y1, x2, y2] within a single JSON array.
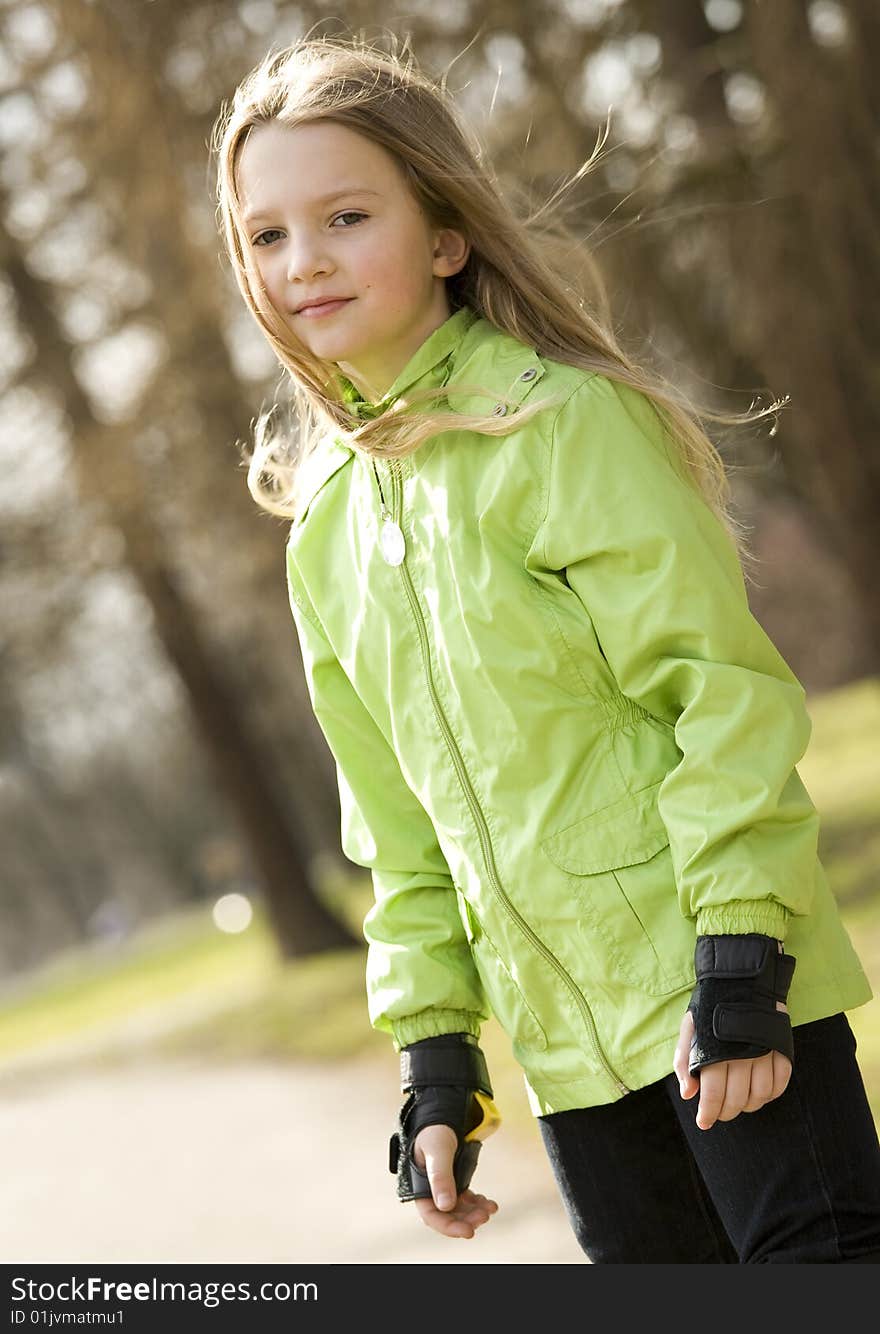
[[285, 235, 332, 284]]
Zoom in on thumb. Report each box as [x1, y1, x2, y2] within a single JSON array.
[[414, 1123, 459, 1211], [674, 1008, 700, 1100]]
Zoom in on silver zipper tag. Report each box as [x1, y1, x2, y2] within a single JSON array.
[[380, 517, 406, 566]]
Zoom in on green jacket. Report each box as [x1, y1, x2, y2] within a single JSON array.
[[285, 304, 872, 1116]]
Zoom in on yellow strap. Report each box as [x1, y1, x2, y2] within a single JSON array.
[[464, 1090, 502, 1143]]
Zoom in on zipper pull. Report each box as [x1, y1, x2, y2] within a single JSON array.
[[372, 459, 406, 566], [380, 514, 406, 566]]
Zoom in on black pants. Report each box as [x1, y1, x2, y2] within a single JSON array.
[[538, 1012, 880, 1263]]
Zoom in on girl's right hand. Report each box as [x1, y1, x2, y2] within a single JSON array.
[[674, 1002, 792, 1130], [411, 1123, 499, 1238]]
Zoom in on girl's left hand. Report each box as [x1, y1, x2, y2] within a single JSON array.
[[673, 1003, 792, 1131]]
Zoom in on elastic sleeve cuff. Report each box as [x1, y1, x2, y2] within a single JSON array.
[[694, 902, 790, 941], [390, 1009, 483, 1052]]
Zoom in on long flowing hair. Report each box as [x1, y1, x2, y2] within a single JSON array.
[[212, 33, 785, 576]]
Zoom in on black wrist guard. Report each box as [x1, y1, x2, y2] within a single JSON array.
[[687, 933, 796, 1076], [388, 1032, 501, 1203]]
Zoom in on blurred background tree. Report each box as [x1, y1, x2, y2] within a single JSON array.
[[0, 0, 876, 977]]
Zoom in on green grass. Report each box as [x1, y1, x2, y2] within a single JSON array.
[[0, 675, 878, 1137], [0, 903, 276, 1061], [154, 940, 386, 1064], [800, 677, 880, 907]]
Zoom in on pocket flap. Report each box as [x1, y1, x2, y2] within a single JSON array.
[[293, 436, 354, 524], [540, 779, 669, 875]]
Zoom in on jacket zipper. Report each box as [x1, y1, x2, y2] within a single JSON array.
[[386, 459, 629, 1097]]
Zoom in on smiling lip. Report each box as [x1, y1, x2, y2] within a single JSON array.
[[296, 298, 353, 317]]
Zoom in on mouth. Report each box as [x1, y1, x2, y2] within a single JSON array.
[[295, 298, 354, 318]]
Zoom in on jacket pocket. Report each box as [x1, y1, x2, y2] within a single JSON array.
[[540, 779, 696, 996], [456, 891, 547, 1053]]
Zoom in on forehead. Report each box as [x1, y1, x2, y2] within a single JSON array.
[[236, 120, 403, 215]]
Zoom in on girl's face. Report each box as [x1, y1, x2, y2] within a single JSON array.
[[235, 119, 469, 401]]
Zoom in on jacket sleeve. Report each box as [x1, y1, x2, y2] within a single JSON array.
[[541, 374, 820, 941], [285, 544, 489, 1049]]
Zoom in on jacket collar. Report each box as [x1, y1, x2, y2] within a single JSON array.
[[294, 306, 548, 524], [337, 305, 480, 419]]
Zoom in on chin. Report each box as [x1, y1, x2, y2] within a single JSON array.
[[305, 334, 359, 364]]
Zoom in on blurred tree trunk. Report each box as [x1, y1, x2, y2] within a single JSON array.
[[740, 0, 880, 661], [628, 0, 768, 385], [0, 646, 99, 965]]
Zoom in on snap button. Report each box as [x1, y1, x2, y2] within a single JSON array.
[[519, 367, 538, 381], [492, 402, 508, 416]]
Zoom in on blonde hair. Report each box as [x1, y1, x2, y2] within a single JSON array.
[[212, 33, 786, 576]]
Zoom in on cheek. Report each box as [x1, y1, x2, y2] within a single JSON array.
[[257, 257, 282, 293], [244, 252, 270, 294], [364, 255, 427, 308], [355, 229, 428, 291]]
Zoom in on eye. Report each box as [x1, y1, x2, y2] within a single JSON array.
[[252, 212, 366, 247]]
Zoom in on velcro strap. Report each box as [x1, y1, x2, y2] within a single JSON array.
[[713, 1003, 795, 1060], [772, 951, 796, 1000], [400, 1034, 492, 1096], [694, 933, 773, 980]]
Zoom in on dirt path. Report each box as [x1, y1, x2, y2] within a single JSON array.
[[0, 1052, 586, 1263]]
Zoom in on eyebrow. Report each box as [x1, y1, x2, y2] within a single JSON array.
[[242, 188, 381, 225]]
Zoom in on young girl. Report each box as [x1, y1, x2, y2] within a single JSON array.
[[213, 35, 880, 1263]]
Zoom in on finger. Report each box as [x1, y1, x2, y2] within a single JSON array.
[[414, 1201, 475, 1238], [771, 1050, 793, 1101], [672, 1012, 690, 1082], [461, 1188, 499, 1213], [696, 1063, 727, 1130], [415, 1124, 459, 1211], [447, 1189, 495, 1222], [768, 995, 792, 1101], [412, 1123, 444, 1169], [742, 1053, 774, 1112], [413, 1193, 496, 1239], [419, 1196, 492, 1226], [771, 1002, 792, 1100], [674, 1011, 700, 1099], [717, 1059, 751, 1122], [679, 1062, 700, 1100], [672, 1010, 693, 1083]]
